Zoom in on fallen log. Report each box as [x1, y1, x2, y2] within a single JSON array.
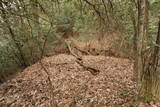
[[65, 40, 100, 75]]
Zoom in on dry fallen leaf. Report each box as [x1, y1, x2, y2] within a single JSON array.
[[0, 54, 157, 107]]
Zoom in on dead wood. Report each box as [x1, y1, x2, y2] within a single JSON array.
[[73, 45, 91, 55], [69, 38, 91, 55], [39, 61, 58, 107], [65, 40, 100, 76]]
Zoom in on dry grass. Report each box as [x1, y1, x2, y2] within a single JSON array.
[[69, 31, 133, 59]]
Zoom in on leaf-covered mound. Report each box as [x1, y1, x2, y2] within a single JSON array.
[[0, 54, 136, 107]]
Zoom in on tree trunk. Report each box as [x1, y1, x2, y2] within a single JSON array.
[[138, 19, 160, 101], [151, 20, 160, 100], [137, 0, 160, 101], [129, 0, 138, 80]]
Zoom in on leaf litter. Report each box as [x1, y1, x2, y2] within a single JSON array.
[[0, 54, 159, 107]]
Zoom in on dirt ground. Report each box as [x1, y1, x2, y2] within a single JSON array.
[[0, 54, 159, 107]]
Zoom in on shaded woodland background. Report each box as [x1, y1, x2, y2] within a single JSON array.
[[1, 0, 159, 80], [0, 0, 160, 105]]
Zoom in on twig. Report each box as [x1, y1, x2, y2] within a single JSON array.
[[39, 61, 58, 107], [38, 18, 58, 106], [82, 0, 105, 22], [65, 40, 82, 60]]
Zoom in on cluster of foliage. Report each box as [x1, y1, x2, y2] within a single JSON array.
[[0, 0, 77, 74]]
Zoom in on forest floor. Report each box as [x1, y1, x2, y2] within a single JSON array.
[[0, 54, 159, 107]]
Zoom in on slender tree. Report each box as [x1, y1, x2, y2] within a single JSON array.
[[137, 0, 160, 101]]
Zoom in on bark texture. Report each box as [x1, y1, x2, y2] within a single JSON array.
[[137, 0, 160, 101]]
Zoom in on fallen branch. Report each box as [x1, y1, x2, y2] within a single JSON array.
[[65, 40, 82, 60], [39, 61, 58, 107], [65, 40, 100, 76], [73, 45, 91, 55], [76, 60, 100, 75], [36, 18, 59, 107]]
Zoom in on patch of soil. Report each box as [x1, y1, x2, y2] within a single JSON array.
[[0, 54, 154, 107]]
